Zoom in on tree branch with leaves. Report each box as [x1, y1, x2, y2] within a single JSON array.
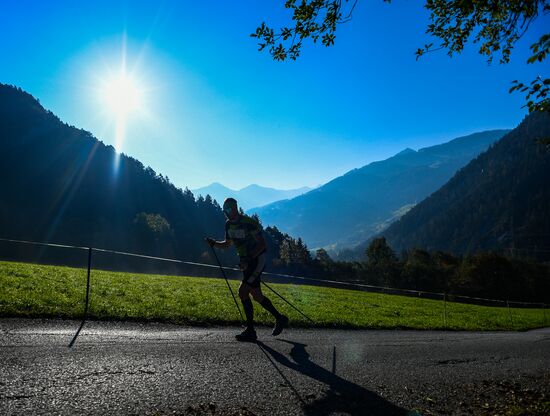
[[253, 0, 549, 116], [251, 0, 359, 61]]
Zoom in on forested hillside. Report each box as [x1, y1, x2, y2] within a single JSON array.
[[378, 111, 550, 260], [0, 84, 230, 264]]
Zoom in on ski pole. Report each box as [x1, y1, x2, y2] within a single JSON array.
[[261, 281, 315, 324], [208, 243, 244, 323]]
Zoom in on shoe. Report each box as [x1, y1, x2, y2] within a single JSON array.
[[272, 315, 289, 336], [235, 327, 257, 342]]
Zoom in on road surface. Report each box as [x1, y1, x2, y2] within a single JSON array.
[[1, 318, 548, 415]]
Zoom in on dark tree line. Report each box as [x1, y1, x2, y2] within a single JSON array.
[[264, 234, 550, 303]]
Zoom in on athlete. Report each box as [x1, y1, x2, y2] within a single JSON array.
[[206, 197, 288, 341]]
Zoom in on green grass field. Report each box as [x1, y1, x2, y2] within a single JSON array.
[[0, 261, 547, 330]]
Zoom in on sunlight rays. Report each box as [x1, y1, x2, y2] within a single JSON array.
[[92, 35, 153, 159]]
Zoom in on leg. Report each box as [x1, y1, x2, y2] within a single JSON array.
[[250, 286, 288, 336], [249, 285, 265, 303], [238, 282, 255, 330], [243, 254, 288, 336], [238, 281, 252, 301], [250, 286, 281, 320]]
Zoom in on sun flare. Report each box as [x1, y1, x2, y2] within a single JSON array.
[[96, 64, 149, 156], [100, 72, 144, 118], [88, 36, 158, 158]]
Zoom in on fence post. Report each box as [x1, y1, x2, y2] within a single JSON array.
[[83, 247, 92, 317], [506, 300, 513, 330], [443, 293, 447, 329], [68, 247, 92, 348]]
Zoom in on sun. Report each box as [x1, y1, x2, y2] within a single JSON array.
[[100, 71, 144, 118], [96, 65, 149, 155], [88, 36, 156, 157]]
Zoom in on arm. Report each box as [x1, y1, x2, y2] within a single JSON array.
[[206, 237, 233, 249], [206, 221, 233, 249], [213, 239, 233, 249]]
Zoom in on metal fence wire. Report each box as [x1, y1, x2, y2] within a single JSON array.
[[0, 238, 547, 347]]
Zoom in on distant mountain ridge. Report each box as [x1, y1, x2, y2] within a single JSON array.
[[250, 129, 509, 249], [192, 182, 311, 210], [375, 111, 550, 259]]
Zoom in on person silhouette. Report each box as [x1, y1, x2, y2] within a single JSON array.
[[206, 197, 288, 341]]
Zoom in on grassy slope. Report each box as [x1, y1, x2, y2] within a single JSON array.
[[0, 261, 546, 330]]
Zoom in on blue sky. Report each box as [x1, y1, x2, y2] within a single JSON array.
[[1, 1, 548, 190]]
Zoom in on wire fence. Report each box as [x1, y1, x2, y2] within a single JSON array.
[[0, 237, 547, 347], [2, 237, 546, 306]]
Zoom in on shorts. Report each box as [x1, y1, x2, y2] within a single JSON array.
[[241, 253, 266, 288]]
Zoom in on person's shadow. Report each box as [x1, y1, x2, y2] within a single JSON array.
[[256, 340, 407, 416]]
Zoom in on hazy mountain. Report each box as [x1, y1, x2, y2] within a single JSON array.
[[0, 83, 232, 264], [376, 111, 550, 259], [192, 182, 311, 210], [250, 129, 509, 249]]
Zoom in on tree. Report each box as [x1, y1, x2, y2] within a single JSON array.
[[295, 237, 312, 263], [133, 212, 173, 254], [279, 239, 293, 264], [253, 1, 549, 116], [457, 252, 517, 300], [400, 248, 440, 291], [365, 237, 400, 285], [366, 237, 397, 267], [251, 212, 262, 224], [315, 247, 332, 264], [134, 213, 171, 236]]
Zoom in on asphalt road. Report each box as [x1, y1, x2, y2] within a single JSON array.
[[0, 318, 548, 415]]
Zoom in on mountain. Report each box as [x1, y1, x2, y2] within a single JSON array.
[[377, 111, 550, 259], [192, 182, 311, 210], [250, 129, 509, 249], [0, 83, 233, 264]]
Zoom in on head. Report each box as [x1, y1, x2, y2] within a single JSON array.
[[222, 198, 239, 222]]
